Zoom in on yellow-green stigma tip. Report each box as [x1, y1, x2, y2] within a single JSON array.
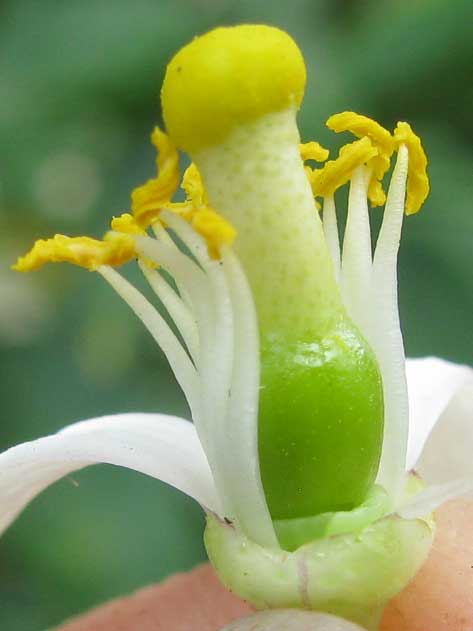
[[161, 24, 306, 153]]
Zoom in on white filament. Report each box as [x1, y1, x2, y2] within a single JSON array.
[[221, 248, 278, 546], [131, 226, 276, 546], [371, 146, 409, 506], [152, 221, 193, 307], [341, 165, 373, 333], [161, 210, 211, 267], [160, 214, 238, 521], [322, 195, 341, 282], [98, 265, 200, 417], [160, 214, 275, 543], [332, 147, 410, 508], [138, 261, 199, 363], [134, 236, 222, 475]]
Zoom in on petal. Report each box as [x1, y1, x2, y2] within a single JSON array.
[[222, 610, 365, 630], [416, 378, 473, 484], [405, 357, 473, 471], [0, 413, 221, 536]]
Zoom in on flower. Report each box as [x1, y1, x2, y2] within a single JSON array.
[[2, 24, 472, 630]]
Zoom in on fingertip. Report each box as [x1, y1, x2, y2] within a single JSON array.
[[58, 564, 251, 631], [382, 500, 473, 631]]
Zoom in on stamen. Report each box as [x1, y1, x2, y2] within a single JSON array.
[[370, 146, 410, 506], [13, 232, 136, 272], [156, 214, 235, 477], [140, 214, 275, 544], [341, 166, 373, 333], [367, 179, 387, 208], [131, 127, 180, 228], [322, 196, 341, 282], [327, 112, 393, 163], [160, 210, 211, 267], [97, 265, 200, 415], [393, 122, 429, 214], [134, 234, 215, 444], [300, 141, 329, 163], [327, 112, 394, 207], [111, 213, 146, 235], [309, 137, 378, 198], [149, 222, 193, 309], [163, 198, 237, 260], [220, 247, 278, 547], [190, 208, 236, 259], [181, 162, 207, 207], [136, 232, 238, 522], [138, 261, 200, 364], [301, 142, 330, 209]]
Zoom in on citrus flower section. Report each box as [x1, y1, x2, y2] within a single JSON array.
[[2, 23, 472, 631]]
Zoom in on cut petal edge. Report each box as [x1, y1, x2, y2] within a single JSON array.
[[406, 356, 473, 472], [399, 478, 473, 520]]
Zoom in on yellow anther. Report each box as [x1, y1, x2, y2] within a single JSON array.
[[327, 112, 395, 207], [182, 163, 207, 207], [327, 112, 393, 160], [13, 233, 136, 273], [301, 142, 329, 210], [309, 137, 378, 198], [111, 213, 146, 235], [160, 161, 235, 259], [131, 127, 180, 228], [393, 122, 430, 214], [367, 179, 387, 208], [300, 141, 329, 163], [162, 25, 306, 153], [191, 208, 236, 259]]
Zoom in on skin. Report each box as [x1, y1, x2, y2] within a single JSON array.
[[58, 500, 473, 631]]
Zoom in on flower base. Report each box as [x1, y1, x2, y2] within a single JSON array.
[[205, 477, 434, 630]]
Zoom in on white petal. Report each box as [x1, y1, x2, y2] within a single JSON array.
[[222, 610, 365, 631], [0, 413, 221, 536], [405, 357, 473, 472]]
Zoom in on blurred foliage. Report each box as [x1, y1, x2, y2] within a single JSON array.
[[0, 0, 472, 628]]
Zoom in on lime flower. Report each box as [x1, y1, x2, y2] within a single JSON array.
[[2, 24, 472, 630]]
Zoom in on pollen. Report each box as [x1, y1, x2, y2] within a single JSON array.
[[13, 232, 136, 272], [393, 122, 429, 214], [309, 137, 378, 198], [131, 126, 180, 228], [327, 112, 394, 207]]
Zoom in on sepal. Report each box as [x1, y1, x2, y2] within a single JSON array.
[[205, 475, 434, 631]]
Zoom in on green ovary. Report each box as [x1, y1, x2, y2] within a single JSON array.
[[259, 321, 384, 521]]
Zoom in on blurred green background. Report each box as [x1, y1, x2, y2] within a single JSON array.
[[1, 0, 472, 628]]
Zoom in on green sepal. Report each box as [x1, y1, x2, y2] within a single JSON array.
[[204, 475, 434, 631]]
